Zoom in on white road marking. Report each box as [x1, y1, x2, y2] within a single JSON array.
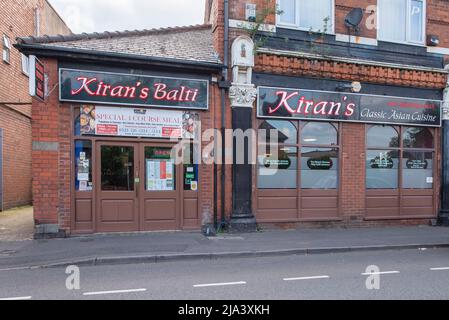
[[361, 271, 400, 276], [430, 267, 449, 271], [193, 281, 247, 288], [0, 296, 32, 300], [83, 288, 146, 296], [283, 275, 330, 281]]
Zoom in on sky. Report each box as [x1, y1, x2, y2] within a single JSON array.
[[48, 0, 206, 34]]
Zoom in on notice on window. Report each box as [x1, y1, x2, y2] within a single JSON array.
[[146, 159, 175, 191]]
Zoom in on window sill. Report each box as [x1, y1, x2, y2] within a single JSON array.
[[276, 24, 335, 36], [377, 38, 426, 48]]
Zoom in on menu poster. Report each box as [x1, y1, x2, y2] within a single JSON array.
[[146, 159, 175, 191]]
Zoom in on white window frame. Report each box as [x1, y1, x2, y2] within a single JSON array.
[[21, 54, 30, 76], [2, 34, 11, 64], [276, 0, 335, 34], [377, 0, 426, 46]]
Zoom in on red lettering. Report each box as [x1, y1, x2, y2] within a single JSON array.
[[268, 91, 298, 114], [71, 77, 98, 96], [154, 83, 167, 100]]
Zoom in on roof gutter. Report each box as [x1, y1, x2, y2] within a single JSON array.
[[14, 43, 223, 73]]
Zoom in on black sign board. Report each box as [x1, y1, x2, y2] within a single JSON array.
[[258, 86, 441, 127], [60, 69, 209, 110], [307, 158, 333, 170]]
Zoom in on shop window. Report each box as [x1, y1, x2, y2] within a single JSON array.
[[258, 120, 297, 145], [277, 0, 333, 32], [257, 145, 298, 189], [403, 127, 434, 149], [301, 122, 337, 145], [75, 141, 93, 191], [101, 146, 135, 191], [301, 147, 338, 189], [301, 122, 339, 189], [144, 147, 175, 191], [367, 125, 399, 148], [2, 34, 11, 64], [378, 0, 425, 45], [402, 151, 433, 189], [366, 149, 399, 189]]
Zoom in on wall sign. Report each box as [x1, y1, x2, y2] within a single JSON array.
[[60, 68, 209, 110], [406, 159, 428, 169], [80, 105, 199, 139], [29, 56, 45, 101], [258, 86, 441, 127]]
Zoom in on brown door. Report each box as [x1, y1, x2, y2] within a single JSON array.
[[96, 142, 139, 232], [139, 144, 181, 231]]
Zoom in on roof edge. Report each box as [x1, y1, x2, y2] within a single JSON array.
[[16, 24, 212, 45], [14, 43, 223, 72]]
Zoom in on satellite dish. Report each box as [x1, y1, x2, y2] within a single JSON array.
[[345, 8, 364, 29]]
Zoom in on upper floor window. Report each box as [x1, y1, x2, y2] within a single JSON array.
[[2, 34, 11, 64], [378, 0, 425, 45], [21, 54, 30, 76], [277, 0, 333, 32]]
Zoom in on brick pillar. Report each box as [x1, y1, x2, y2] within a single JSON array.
[[341, 123, 366, 219], [32, 58, 63, 237]]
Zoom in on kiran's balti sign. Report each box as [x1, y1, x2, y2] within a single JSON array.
[[258, 87, 441, 127], [60, 69, 209, 110]]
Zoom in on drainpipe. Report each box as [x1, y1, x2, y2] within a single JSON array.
[[220, 0, 230, 230], [439, 66, 449, 226]]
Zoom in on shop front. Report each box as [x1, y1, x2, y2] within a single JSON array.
[[66, 68, 208, 233], [253, 78, 442, 224]]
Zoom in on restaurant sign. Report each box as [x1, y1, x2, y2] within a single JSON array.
[[60, 69, 209, 110], [258, 86, 441, 127]]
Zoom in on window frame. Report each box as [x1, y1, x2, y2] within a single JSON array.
[[276, 0, 335, 34], [21, 54, 30, 76], [365, 124, 435, 190], [377, 0, 426, 46], [2, 34, 11, 64]]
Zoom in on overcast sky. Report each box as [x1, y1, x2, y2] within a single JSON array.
[[48, 0, 206, 34]]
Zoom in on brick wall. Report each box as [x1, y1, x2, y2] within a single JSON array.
[[0, 0, 70, 211]]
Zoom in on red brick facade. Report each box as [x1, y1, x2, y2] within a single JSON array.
[[208, 0, 448, 228], [0, 0, 70, 210]]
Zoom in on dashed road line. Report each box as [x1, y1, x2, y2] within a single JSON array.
[[283, 275, 330, 281], [83, 288, 147, 296], [0, 296, 32, 300], [193, 281, 247, 288], [361, 271, 400, 276], [430, 267, 449, 271]]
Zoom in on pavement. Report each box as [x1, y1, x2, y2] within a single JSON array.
[[0, 206, 34, 242], [1, 224, 449, 270]]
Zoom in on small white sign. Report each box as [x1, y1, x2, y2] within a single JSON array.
[[427, 177, 434, 184], [78, 173, 89, 181]]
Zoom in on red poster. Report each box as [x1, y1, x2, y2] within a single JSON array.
[[160, 161, 167, 180], [96, 124, 118, 135]]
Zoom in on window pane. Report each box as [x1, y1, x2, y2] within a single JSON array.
[[367, 125, 399, 148], [257, 145, 297, 189], [259, 120, 297, 144], [301, 147, 338, 189], [279, 0, 296, 25], [145, 147, 176, 191], [299, 0, 332, 31], [409, 0, 424, 42], [301, 122, 337, 145], [402, 151, 433, 189], [366, 150, 399, 189], [378, 0, 407, 42], [101, 146, 134, 191], [75, 141, 92, 191], [403, 127, 433, 148]]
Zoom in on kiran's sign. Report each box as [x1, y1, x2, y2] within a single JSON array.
[[60, 69, 209, 110], [258, 87, 442, 127]]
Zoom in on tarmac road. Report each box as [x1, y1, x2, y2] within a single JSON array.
[[1, 247, 449, 300]]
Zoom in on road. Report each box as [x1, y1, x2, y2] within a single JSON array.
[[1, 247, 449, 300]]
